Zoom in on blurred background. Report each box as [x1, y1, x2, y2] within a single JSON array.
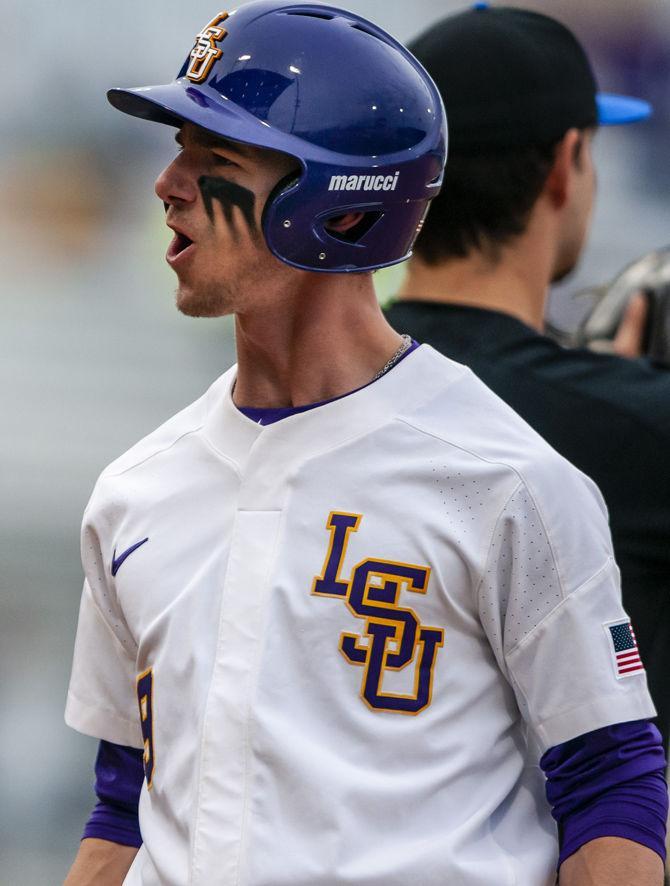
[[2, 0, 670, 882]]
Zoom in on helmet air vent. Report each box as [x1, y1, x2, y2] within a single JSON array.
[[284, 10, 335, 20], [351, 23, 377, 37]]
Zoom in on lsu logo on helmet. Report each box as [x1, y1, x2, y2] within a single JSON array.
[[186, 12, 230, 83]]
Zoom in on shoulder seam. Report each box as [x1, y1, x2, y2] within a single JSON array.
[[102, 423, 206, 479], [396, 414, 535, 479]]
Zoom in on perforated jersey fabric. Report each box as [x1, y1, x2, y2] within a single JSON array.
[[478, 482, 563, 652]]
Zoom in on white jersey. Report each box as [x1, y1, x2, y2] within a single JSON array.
[[66, 345, 654, 886]]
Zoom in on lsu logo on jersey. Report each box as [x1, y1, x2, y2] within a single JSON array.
[[312, 512, 444, 715], [186, 12, 230, 83]]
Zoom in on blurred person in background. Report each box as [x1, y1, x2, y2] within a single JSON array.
[[387, 3, 670, 766]]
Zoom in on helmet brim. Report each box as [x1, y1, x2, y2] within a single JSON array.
[[107, 81, 306, 157]]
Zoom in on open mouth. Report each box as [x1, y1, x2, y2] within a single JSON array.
[[167, 231, 195, 264]]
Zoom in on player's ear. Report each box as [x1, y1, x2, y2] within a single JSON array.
[[543, 128, 582, 210], [325, 212, 366, 234]]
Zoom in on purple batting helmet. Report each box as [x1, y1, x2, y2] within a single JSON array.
[[107, 0, 447, 273]]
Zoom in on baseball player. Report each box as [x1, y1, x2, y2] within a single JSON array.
[[64, 3, 666, 885]]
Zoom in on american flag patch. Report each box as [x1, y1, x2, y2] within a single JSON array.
[[606, 620, 644, 678]]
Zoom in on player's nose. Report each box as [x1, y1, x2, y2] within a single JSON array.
[[155, 156, 199, 207]]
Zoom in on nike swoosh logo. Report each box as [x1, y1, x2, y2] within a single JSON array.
[[112, 537, 149, 576]]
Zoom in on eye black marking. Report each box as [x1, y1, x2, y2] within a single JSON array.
[[198, 175, 258, 238]]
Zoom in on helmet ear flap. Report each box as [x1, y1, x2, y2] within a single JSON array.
[[265, 157, 439, 272], [263, 167, 303, 219], [261, 165, 303, 247]]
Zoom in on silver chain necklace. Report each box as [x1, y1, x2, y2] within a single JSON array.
[[371, 334, 412, 382]]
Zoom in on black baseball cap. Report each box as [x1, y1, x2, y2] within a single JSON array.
[[409, 2, 652, 151]]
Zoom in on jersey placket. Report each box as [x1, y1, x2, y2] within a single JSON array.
[[189, 438, 285, 885]]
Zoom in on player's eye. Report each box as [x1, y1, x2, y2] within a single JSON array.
[[212, 153, 236, 167]]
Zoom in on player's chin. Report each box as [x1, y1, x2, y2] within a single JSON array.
[[175, 283, 231, 318]]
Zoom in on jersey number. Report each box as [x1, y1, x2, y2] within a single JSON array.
[[136, 667, 155, 788]]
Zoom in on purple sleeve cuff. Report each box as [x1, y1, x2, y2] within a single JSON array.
[[558, 771, 668, 865], [541, 720, 668, 867], [82, 799, 143, 848], [82, 740, 145, 847]]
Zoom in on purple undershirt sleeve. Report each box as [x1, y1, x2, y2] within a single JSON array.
[[82, 799, 143, 848], [540, 719, 668, 867], [82, 740, 145, 847]]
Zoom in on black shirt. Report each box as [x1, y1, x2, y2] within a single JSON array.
[[386, 300, 670, 744]]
